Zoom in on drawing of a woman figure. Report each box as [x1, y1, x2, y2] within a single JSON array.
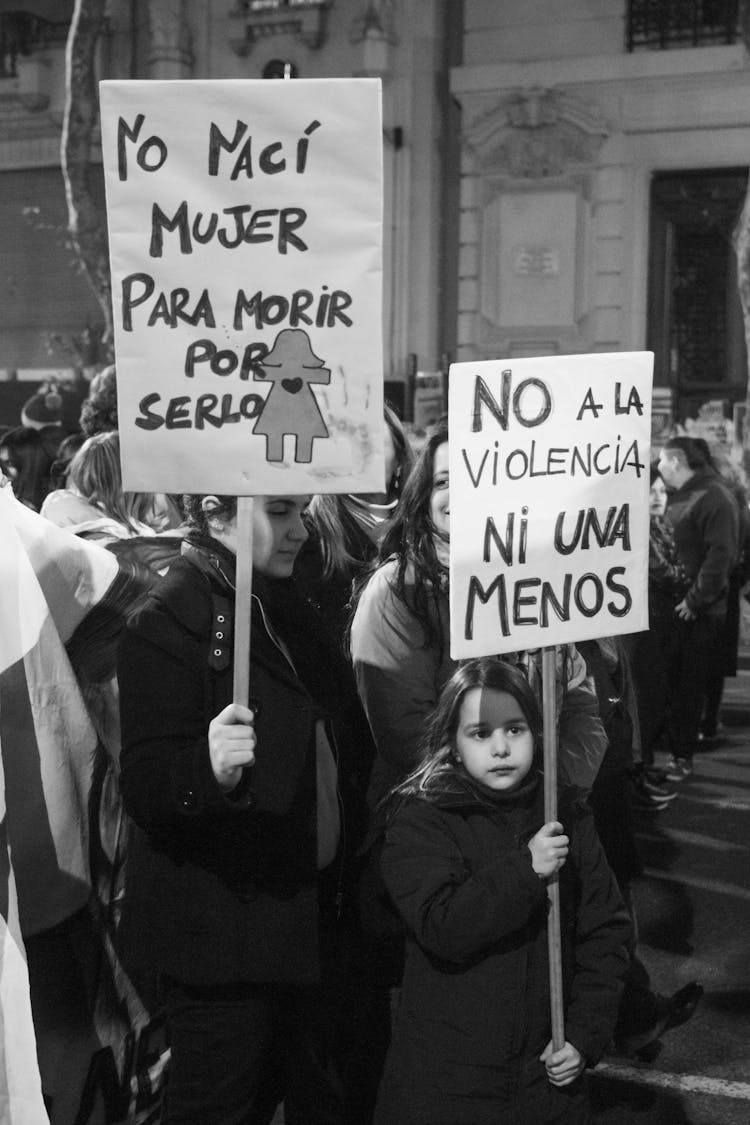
[[252, 328, 331, 463]]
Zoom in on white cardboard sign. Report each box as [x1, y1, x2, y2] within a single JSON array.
[[100, 78, 384, 495], [449, 352, 653, 658]]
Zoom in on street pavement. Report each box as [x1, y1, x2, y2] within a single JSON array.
[[590, 647, 750, 1124]]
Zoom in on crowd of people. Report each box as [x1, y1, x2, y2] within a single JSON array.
[[1, 368, 749, 1124]]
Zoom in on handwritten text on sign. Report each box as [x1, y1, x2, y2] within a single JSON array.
[[100, 79, 383, 495], [449, 352, 653, 658]]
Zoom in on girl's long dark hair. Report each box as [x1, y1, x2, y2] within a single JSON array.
[[391, 657, 543, 804], [352, 421, 449, 648], [0, 426, 51, 511]]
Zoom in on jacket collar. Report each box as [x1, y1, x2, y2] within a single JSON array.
[[181, 531, 236, 592]]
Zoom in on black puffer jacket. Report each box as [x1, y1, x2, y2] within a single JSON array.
[[375, 776, 630, 1124], [117, 536, 339, 987]]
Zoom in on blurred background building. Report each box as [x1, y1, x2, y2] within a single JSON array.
[[1, 0, 749, 443]]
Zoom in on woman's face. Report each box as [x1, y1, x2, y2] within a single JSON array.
[[649, 475, 667, 517], [251, 495, 310, 578], [204, 495, 310, 578], [429, 441, 450, 538]]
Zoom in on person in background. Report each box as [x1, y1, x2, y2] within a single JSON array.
[[657, 437, 740, 782], [117, 492, 348, 1124], [577, 636, 702, 1059], [696, 453, 750, 746], [47, 431, 87, 492], [296, 402, 414, 652], [41, 431, 180, 543], [0, 424, 52, 511], [626, 466, 689, 805], [374, 657, 630, 1125], [293, 403, 414, 1124], [79, 363, 118, 436]]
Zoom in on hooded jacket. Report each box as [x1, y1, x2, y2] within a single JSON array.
[[375, 775, 630, 1124]]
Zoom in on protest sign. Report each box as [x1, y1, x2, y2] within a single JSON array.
[[449, 352, 653, 659], [100, 78, 384, 495]]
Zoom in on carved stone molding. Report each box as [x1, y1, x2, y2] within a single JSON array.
[[463, 88, 608, 180], [147, 0, 194, 76]]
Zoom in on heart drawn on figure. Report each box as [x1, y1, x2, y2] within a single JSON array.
[[281, 378, 303, 394]]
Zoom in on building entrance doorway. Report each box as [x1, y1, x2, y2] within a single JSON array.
[[647, 167, 748, 424]]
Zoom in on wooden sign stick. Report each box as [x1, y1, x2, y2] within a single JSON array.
[[542, 644, 565, 1051], [233, 496, 254, 708]]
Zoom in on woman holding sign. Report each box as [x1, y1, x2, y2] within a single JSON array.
[[117, 493, 346, 1124]]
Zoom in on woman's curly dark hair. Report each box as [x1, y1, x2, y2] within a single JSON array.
[[79, 365, 118, 437], [181, 493, 238, 534]]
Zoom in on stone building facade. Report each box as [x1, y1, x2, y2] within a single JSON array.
[[2, 0, 749, 429]]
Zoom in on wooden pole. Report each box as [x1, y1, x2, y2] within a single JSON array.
[[232, 496, 254, 707], [542, 644, 565, 1051]]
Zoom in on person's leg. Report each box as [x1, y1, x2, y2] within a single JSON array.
[[161, 977, 281, 1125], [700, 673, 725, 740], [276, 986, 346, 1125], [666, 615, 723, 771], [630, 624, 670, 769]]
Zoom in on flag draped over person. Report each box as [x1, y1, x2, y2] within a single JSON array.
[[0, 749, 48, 1125], [0, 479, 167, 1124]]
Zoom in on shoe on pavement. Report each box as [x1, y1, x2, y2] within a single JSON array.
[[613, 982, 703, 1056], [638, 776, 678, 802], [631, 790, 672, 814], [664, 756, 693, 782]]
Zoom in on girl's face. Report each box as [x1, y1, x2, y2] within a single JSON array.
[[455, 687, 535, 792], [649, 475, 667, 516], [206, 495, 310, 578], [429, 441, 450, 538]]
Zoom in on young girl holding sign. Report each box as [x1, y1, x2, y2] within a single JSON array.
[[374, 658, 630, 1125]]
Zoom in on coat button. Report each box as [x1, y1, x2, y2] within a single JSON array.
[[178, 788, 198, 812]]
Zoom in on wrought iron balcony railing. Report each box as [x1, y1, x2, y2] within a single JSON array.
[[627, 0, 740, 51]]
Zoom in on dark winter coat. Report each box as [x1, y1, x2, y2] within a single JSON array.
[[374, 776, 630, 1125], [665, 468, 739, 618], [117, 536, 341, 987]]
